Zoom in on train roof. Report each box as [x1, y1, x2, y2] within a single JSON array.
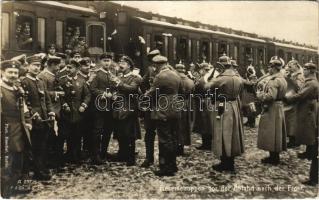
[[135, 17, 266, 43], [273, 42, 318, 53]]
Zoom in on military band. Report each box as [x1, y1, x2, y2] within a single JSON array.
[[1, 47, 318, 197]]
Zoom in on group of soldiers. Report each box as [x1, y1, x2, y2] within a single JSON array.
[[1, 43, 318, 197]]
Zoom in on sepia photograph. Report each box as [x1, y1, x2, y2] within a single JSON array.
[[0, 1, 318, 199]]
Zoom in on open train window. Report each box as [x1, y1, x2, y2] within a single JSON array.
[[1, 12, 9, 49], [154, 34, 164, 54], [200, 41, 209, 62], [258, 48, 264, 64], [244, 46, 253, 64], [65, 18, 85, 54], [146, 34, 151, 53], [87, 22, 105, 52], [218, 42, 227, 56], [37, 17, 46, 51], [16, 15, 34, 50], [278, 49, 284, 60], [177, 37, 187, 62], [287, 52, 292, 62]]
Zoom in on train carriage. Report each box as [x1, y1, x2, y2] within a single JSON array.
[[1, 1, 318, 74]]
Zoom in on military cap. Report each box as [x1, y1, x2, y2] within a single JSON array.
[[100, 52, 114, 60], [199, 62, 209, 69], [119, 55, 134, 68], [230, 59, 238, 67], [304, 61, 317, 70], [217, 54, 231, 66], [47, 43, 56, 50], [269, 56, 284, 69], [79, 57, 91, 66], [56, 52, 67, 60], [68, 59, 80, 68], [147, 49, 160, 58], [26, 55, 42, 64], [1, 60, 21, 70], [175, 63, 185, 73], [152, 55, 167, 64], [47, 55, 61, 66], [11, 54, 27, 65]]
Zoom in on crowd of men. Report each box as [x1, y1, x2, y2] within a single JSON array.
[[1, 43, 318, 197]]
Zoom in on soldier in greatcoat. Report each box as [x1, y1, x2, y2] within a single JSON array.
[[284, 58, 305, 148], [285, 61, 318, 162], [257, 56, 287, 165], [205, 55, 245, 172]]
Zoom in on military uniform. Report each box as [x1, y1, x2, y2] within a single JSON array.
[[284, 61, 305, 147], [113, 57, 142, 165], [257, 57, 287, 164], [146, 55, 181, 176], [1, 60, 31, 197], [140, 50, 160, 167], [59, 73, 91, 162], [90, 60, 117, 163], [37, 63, 64, 166], [206, 56, 245, 172], [175, 63, 195, 155], [21, 74, 54, 178], [286, 62, 318, 160]]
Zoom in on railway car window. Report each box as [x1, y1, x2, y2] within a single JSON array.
[[178, 37, 187, 61], [37, 18, 46, 51], [65, 18, 85, 53], [56, 21, 63, 50], [154, 35, 164, 54], [278, 49, 284, 60], [196, 41, 200, 61], [287, 52, 292, 61], [88, 25, 104, 49], [200, 41, 209, 61], [234, 46, 238, 60], [258, 48, 264, 64], [218, 43, 227, 56], [244, 47, 252, 62], [1, 13, 9, 49], [188, 39, 192, 61], [16, 15, 34, 50], [173, 37, 177, 60], [146, 34, 151, 53]]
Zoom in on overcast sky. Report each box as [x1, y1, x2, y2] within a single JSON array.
[[117, 1, 318, 47]]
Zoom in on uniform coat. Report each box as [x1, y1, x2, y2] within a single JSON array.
[[284, 70, 304, 137], [287, 75, 318, 145], [257, 72, 287, 152], [177, 73, 195, 146], [206, 69, 245, 157]]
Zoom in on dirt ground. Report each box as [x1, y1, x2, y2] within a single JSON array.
[[14, 125, 318, 199]]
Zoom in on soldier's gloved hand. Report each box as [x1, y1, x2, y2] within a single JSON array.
[[63, 103, 71, 112], [78, 103, 87, 113], [25, 123, 32, 130], [56, 91, 65, 97], [48, 112, 56, 121]]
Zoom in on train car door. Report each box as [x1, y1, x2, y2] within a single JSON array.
[[86, 21, 106, 57]]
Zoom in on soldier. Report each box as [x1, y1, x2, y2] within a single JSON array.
[[90, 52, 116, 164], [140, 49, 160, 168], [59, 59, 91, 163], [175, 63, 195, 156], [257, 56, 287, 165], [205, 55, 245, 172], [284, 58, 305, 148], [145, 55, 181, 176], [195, 62, 213, 150], [78, 57, 93, 159], [285, 61, 318, 162], [112, 55, 142, 166], [56, 53, 68, 79], [21, 55, 55, 180], [37, 56, 64, 168], [1, 60, 32, 197]]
